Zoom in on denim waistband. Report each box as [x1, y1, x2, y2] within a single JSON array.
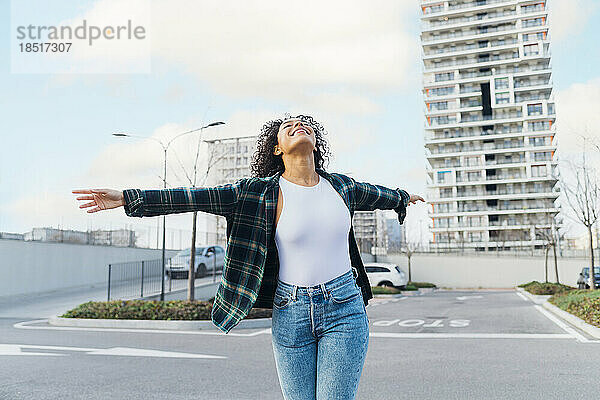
[[276, 267, 358, 297]]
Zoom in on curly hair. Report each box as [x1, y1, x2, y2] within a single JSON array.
[[249, 114, 332, 178]]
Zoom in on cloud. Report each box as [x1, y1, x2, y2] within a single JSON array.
[[550, 0, 598, 41], [43, 0, 419, 114], [555, 78, 600, 156]]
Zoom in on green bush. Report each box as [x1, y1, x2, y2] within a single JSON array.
[[371, 286, 402, 294], [60, 299, 272, 320], [518, 280, 575, 295], [409, 281, 437, 288], [549, 290, 600, 328]]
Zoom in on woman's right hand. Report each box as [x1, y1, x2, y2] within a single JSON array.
[[72, 188, 124, 213]]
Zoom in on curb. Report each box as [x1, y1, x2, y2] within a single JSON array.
[[515, 287, 552, 304], [48, 316, 272, 331], [542, 301, 600, 339], [516, 287, 600, 340]]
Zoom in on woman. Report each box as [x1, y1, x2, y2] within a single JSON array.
[[73, 114, 424, 400]]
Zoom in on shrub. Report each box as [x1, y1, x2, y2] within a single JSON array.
[[549, 290, 600, 328], [403, 284, 419, 291], [518, 281, 575, 295], [409, 281, 437, 288], [371, 286, 402, 294], [60, 299, 272, 320]]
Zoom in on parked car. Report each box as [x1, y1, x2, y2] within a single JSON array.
[[364, 262, 408, 289], [167, 246, 225, 279], [577, 266, 600, 289]]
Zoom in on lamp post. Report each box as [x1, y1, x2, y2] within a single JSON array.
[[114, 121, 225, 301]]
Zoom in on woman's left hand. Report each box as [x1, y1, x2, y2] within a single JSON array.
[[408, 194, 425, 206]]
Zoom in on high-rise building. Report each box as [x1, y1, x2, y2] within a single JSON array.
[[420, 0, 559, 251], [204, 135, 257, 246]]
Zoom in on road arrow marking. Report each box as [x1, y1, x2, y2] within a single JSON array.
[[0, 344, 226, 359], [456, 295, 483, 301]]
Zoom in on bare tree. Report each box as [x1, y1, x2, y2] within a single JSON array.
[[171, 129, 231, 301], [560, 139, 599, 290], [401, 239, 420, 283], [533, 215, 565, 284]]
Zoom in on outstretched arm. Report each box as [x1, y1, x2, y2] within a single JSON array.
[[122, 178, 249, 218], [350, 177, 425, 223], [73, 179, 249, 218]]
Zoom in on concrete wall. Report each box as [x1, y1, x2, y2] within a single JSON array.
[[0, 239, 178, 299], [376, 253, 589, 288]]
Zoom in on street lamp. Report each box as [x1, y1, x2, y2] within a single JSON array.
[[113, 121, 225, 301]]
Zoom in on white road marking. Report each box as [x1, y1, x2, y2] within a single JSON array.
[[533, 305, 591, 343], [515, 291, 529, 301], [13, 319, 266, 337], [456, 295, 483, 301], [370, 332, 573, 339], [0, 343, 226, 359]]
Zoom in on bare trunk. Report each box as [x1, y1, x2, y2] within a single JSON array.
[[589, 225, 597, 290], [544, 245, 549, 283], [187, 211, 198, 301], [552, 243, 559, 285], [407, 254, 412, 283]]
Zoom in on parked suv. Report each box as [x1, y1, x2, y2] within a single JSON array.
[[167, 246, 225, 279], [577, 266, 600, 289], [364, 262, 408, 289]]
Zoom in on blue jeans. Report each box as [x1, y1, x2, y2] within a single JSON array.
[[271, 269, 370, 400]]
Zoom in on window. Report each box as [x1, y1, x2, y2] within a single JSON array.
[[495, 92, 510, 104], [529, 136, 548, 147], [547, 103, 555, 115], [524, 43, 539, 56], [522, 18, 543, 28], [437, 171, 451, 183], [531, 164, 547, 177], [430, 101, 448, 111], [533, 151, 552, 161], [435, 72, 454, 82], [495, 78, 509, 89], [466, 156, 480, 166], [438, 218, 450, 228], [428, 86, 455, 96], [523, 31, 545, 42], [527, 103, 543, 116], [438, 203, 450, 213], [529, 120, 551, 131], [467, 171, 481, 182], [440, 188, 453, 198]]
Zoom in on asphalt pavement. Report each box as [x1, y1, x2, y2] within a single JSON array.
[[2, 287, 600, 399]]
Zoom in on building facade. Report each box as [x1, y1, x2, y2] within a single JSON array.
[[421, 0, 559, 251], [204, 136, 258, 245]]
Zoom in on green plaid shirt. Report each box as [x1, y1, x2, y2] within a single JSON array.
[[123, 167, 409, 334]]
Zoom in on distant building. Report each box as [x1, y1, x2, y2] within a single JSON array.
[[420, 0, 559, 251], [0, 232, 25, 240], [203, 135, 258, 246], [353, 210, 389, 255], [21, 227, 137, 247]]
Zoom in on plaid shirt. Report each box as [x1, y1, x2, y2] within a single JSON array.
[[123, 167, 409, 334]]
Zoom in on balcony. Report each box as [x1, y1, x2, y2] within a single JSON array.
[[422, 23, 516, 44], [425, 51, 520, 71], [448, 0, 516, 12], [422, 10, 518, 31]]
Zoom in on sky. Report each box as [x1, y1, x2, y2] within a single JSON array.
[[1, 0, 600, 246]]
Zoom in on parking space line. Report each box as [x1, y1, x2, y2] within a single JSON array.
[[515, 291, 529, 302], [370, 332, 573, 339], [533, 305, 591, 343], [13, 319, 268, 337]]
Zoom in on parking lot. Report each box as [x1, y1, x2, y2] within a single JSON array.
[[2, 289, 600, 400]]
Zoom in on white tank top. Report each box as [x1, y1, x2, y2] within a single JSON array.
[[275, 173, 353, 287]]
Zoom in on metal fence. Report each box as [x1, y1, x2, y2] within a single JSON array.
[[107, 258, 193, 301]]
